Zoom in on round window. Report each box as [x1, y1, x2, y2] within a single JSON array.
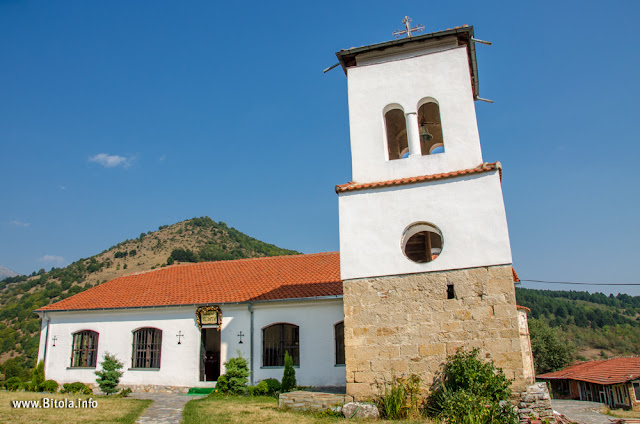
[[401, 222, 443, 263]]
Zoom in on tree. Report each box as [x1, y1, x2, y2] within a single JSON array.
[[27, 361, 45, 392], [529, 318, 574, 374], [95, 353, 123, 395], [281, 351, 296, 393]]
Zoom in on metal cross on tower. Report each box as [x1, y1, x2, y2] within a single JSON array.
[[392, 16, 424, 39]]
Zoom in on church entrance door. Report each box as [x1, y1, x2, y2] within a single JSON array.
[[200, 328, 221, 382]]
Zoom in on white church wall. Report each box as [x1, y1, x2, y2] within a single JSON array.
[[338, 171, 512, 281], [40, 307, 207, 388], [37, 299, 345, 389], [346, 45, 483, 183], [251, 299, 346, 387]]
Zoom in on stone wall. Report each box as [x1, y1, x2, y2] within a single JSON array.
[[343, 265, 532, 400], [517, 382, 554, 422], [279, 391, 348, 411], [119, 384, 190, 394]]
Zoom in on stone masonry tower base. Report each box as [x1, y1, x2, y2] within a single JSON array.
[[343, 265, 528, 400]]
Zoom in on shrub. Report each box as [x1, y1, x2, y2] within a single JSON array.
[[95, 353, 123, 395], [219, 352, 250, 394], [215, 374, 229, 393], [5, 376, 22, 391], [167, 256, 175, 265], [281, 351, 296, 393], [426, 349, 518, 424], [62, 382, 93, 395], [42, 380, 59, 393], [116, 387, 132, 397], [27, 361, 45, 392], [262, 378, 281, 395], [251, 380, 269, 396]]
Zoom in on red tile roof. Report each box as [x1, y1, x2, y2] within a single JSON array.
[[537, 357, 640, 385], [335, 162, 502, 193], [37, 252, 342, 312], [512, 267, 520, 283]]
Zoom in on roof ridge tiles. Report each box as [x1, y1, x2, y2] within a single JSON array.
[[335, 162, 502, 193]]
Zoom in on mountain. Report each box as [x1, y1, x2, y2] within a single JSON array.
[[0, 217, 299, 376], [0, 266, 18, 281]]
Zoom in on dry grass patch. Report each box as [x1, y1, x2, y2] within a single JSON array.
[[0, 391, 151, 424], [183, 395, 437, 423], [601, 405, 640, 419]]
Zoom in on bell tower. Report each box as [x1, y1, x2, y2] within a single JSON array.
[[335, 25, 531, 399]]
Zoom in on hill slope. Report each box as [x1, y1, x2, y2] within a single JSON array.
[[0, 217, 299, 377], [515, 287, 640, 364]]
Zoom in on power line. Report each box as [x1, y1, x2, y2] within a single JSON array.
[[519, 279, 640, 286]]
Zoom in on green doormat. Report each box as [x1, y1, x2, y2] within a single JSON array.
[[187, 387, 216, 395]]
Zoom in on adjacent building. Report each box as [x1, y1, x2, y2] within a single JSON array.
[[538, 357, 640, 410]]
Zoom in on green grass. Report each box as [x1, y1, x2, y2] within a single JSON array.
[[0, 390, 152, 424], [182, 394, 438, 423]]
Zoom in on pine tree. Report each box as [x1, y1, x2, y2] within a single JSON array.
[[281, 351, 296, 393], [27, 361, 45, 392], [95, 353, 123, 395]]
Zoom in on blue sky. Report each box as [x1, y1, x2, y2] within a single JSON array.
[[1, 1, 638, 295]]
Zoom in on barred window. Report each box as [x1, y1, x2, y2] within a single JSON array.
[[335, 321, 345, 365], [70, 330, 99, 367], [262, 323, 299, 367], [132, 328, 162, 369]]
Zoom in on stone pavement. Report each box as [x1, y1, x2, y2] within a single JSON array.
[[551, 400, 613, 424], [131, 392, 203, 424]]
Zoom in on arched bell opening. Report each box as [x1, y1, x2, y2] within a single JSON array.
[[417, 101, 444, 155]]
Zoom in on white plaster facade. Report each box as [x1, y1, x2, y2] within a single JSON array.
[[345, 40, 483, 183], [37, 298, 346, 388], [338, 170, 512, 280], [338, 31, 512, 281]]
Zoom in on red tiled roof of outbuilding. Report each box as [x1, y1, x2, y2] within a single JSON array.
[[537, 357, 640, 385], [37, 252, 342, 312]]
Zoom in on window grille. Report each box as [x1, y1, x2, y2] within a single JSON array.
[[70, 330, 99, 367], [262, 324, 299, 366], [335, 322, 345, 365], [132, 328, 162, 368]]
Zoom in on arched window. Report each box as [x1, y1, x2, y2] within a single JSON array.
[[70, 330, 99, 367], [262, 323, 299, 367], [402, 222, 443, 263], [417, 101, 444, 155], [132, 328, 162, 369], [334, 321, 345, 366], [384, 108, 408, 160]]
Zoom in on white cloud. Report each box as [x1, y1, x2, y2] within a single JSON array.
[[89, 153, 132, 168], [158, 155, 166, 163], [10, 220, 30, 227], [59, 185, 67, 190], [39, 255, 65, 264]]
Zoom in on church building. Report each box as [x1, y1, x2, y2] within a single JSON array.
[[36, 24, 533, 395]]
